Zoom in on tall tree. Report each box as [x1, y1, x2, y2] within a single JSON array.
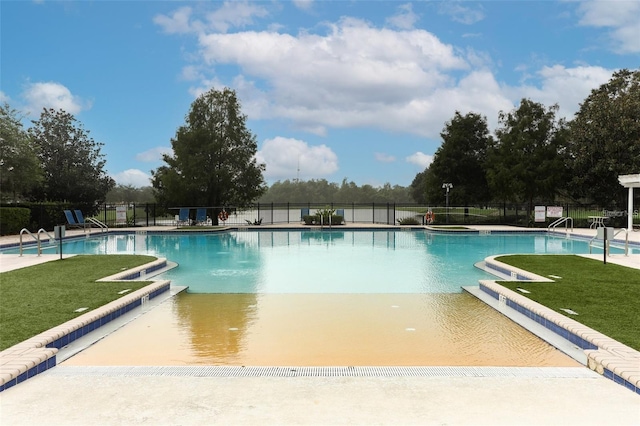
[[486, 99, 569, 212], [0, 103, 42, 202], [567, 69, 640, 207], [28, 108, 114, 208], [152, 87, 266, 219], [423, 112, 493, 205]]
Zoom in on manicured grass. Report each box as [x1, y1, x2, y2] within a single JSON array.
[[0, 255, 156, 350], [496, 254, 640, 350]]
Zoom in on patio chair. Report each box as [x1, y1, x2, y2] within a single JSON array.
[[64, 210, 83, 229], [195, 208, 208, 225], [74, 210, 90, 228], [177, 208, 190, 227]]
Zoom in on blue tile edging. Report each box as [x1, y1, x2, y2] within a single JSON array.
[[478, 274, 640, 395], [0, 277, 171, 393]]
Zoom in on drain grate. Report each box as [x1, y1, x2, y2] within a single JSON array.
[[48, 366, 597, 378]]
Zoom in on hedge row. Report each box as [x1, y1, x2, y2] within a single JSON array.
[[0, 207, 31, 235]]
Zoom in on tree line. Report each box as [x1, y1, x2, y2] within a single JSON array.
[[0, 106, 113, 212], [410, 69, 640, 211]]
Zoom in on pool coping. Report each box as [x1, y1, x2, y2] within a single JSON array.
[[469, 256, 640, 396], [0, 258, 173, 392]]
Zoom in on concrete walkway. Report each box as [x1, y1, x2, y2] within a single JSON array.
[[1, 225, 639, 425]]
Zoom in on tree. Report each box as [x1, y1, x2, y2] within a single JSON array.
[[567, 69, 640, 207], [409, 170, 428, 204], [0, 103, 42, 202], [151, 87, 266, 220], [28, 108, 114, 209], [106, 184, 155, 204], [486, 99, 569, 212], [422, 112, 493, 205]]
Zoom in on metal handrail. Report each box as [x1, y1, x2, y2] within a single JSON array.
[[38, 228, 56, 245], [87, 217, 109, 232], [588, 228, 629, 256], [548, 217, 573, 233], [613, 228, 630, 256], [19, 228, 41, 256]]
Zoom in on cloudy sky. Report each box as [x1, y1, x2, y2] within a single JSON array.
[[2, 1, 638, 187]]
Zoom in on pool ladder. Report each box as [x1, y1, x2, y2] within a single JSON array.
[[548, 217, 573, 234], [588, 228, 630, 256], [19, 228, 56, 256]]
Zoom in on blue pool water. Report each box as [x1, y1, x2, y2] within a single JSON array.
[[9, 230, 626, 294]]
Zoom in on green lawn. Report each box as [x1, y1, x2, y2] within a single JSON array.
[[0, 255, 156, 350], [495, 254, 640, 350]]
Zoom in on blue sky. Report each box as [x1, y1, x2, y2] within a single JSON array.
[[2, 1, 639, 188]]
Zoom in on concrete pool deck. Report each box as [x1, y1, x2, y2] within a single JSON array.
[[0, 225, 639, 424]]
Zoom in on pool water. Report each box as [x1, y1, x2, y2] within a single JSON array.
[[64, 292, 579, 367], [20, 230, 614, 367], [24, 230, 611, 293]]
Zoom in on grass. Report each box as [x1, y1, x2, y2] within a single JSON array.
[[0, 255, 156, 350], [495, 254, 640, 351]]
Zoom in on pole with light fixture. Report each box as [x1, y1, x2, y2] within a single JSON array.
[[442, 183, 453, 224]]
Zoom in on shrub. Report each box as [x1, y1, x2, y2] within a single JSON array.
[[0, 207, 31, 235], [302, 214, 344, 225], [397, 216, 420, 225]]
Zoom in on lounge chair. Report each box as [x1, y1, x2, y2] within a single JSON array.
[[177, 208, 190, 227], [74, 210, 90, 229], [64, 210, 84, 229], [195, 208, 208, 225]]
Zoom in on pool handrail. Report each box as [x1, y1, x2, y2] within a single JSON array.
[[19, 228, 41, 256], [548, 216, 573, 233]]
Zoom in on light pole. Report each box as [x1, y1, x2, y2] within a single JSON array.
[[442, 183, 453, 224]]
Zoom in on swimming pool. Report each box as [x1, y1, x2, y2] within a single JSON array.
[[42, 229, 613, 367], [14, 229, 620, 293]]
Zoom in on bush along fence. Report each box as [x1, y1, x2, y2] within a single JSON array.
[[2, 202, 638, 234]]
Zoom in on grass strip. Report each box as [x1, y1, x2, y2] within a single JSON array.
[[495, 254, 640, 351], [0, 255, 157, 350]]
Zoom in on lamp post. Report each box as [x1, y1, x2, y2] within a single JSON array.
[[442, 183, 453, 224]]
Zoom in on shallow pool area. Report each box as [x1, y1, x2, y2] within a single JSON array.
[[63, 292, 580, 367]]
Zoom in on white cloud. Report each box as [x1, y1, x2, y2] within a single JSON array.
[[195, 17, 471, 138], [205, 1, 268, 33], [576, 0, 640, 53], [154, 2, 268, 35], [135, 146, 173, 163], [406, 152, 433, 169], [438, 1, 485, 25], [159, 7, 619, 145], [0, 91, 9, 103], [22, 82, 87, 116], [112, 169, 152, 188], [386, 3, 419, 30], [255, 136, 338, 181], [153, 6, 195, 34], [292, 0, 313, 11], [375, 152, 396, 163], [509, 65, 613, 120]]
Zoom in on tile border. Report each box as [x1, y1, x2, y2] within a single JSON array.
[[0, 258, 172, 392], [477, 265, 640, 395]]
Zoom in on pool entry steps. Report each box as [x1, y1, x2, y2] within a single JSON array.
[[0, 258, 173, 392], [466, 256, 640, 395]]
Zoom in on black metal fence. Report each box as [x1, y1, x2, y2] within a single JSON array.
[[86, 202, 636, 229]]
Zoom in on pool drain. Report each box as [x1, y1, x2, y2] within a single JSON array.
[[48, 366, 598, 378]]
